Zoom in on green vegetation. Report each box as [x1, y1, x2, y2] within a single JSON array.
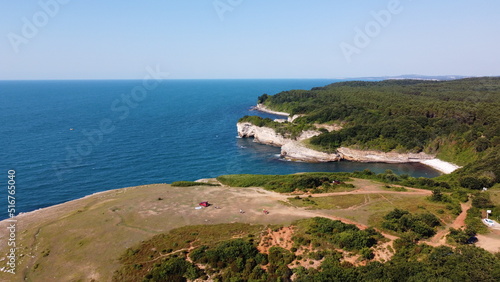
[[447, 227, 476, 245], [116, 219, 500, 282], [465, 207, 488, 234], [472, 192, 495, 208], [113, 223, 264, 281], [170, 181, 220, 187], [295, 217, 382, 252], [381, 208, 441, 238], [216, 173, 354, 193], [296, 245, 500, 281], [461, 192, 500, 233], [144, 256, 201, 281], [190, 239, 267, 281], [252, 78, 500, 188], [427, 189, 462, 215]]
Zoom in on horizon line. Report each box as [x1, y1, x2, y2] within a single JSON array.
[[1, 74, 496, 82]]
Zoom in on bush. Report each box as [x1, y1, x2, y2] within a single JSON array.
[[360, 247, 375, 260], [382, 209, 440, 239], [144, 256, 201, 281], [472, 193, 495, 208], [447, 228, 469, 244], [305, 217, 380, 251], [460, 177, 485, 190]]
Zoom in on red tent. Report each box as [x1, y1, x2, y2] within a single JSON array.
[[199, 201, 209, 207]]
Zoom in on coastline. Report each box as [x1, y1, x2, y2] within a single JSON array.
[[238, 120, 461, 174], [1, 184, 164, 222]]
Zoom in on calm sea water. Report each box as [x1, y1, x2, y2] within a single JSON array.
[[0, 79, 440, 219]]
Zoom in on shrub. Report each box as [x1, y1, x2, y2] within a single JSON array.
[[382, 209, 440, 239]]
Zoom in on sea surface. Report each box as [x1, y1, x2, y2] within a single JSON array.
[[0, 79, 440, 219]]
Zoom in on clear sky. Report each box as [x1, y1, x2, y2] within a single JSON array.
[[1, 0, 499, 79]]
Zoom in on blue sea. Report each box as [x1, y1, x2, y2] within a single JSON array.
[[0, 79, 440, 219]]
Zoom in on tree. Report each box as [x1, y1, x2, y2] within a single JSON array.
[[460, 177, 484, 190]]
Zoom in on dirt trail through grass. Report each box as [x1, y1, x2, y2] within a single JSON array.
[[426, 202, 471, 247]]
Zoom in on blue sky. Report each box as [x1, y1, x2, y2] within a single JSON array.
[[1, 0, 499, 79]]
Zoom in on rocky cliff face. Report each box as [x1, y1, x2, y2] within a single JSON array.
[[237, 122, 288, 146], [281, 141, 341, 162], [237, 122, 339, 162], [237, 122, 322, 146], [238, 122, 438, 164], [337, 147, 435, 163]]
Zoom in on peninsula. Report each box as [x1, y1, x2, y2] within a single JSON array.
[[238, 77, 500, 187]]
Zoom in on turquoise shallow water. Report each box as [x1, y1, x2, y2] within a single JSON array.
[[0, 79, 440, 218]]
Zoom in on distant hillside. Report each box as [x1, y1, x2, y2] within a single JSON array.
[[251, 77, 500, 188], [346, 74, 472, 81]]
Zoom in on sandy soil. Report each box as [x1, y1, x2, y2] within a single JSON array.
[[420, 159, 461, 174], [476, 231, 500, 253], [451, 202, 470, 229]]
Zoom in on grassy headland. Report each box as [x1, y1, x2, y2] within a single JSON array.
[[2, 177, 499, 281]]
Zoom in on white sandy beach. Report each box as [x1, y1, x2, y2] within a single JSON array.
[[420, 159, 461, 174]]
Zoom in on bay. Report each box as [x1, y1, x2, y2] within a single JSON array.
[[0, 79, 440, 218]]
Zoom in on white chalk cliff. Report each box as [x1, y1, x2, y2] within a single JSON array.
[[337, 147, 435, 163], [237, 122, 322, 147], [237, 122, 437, 163], [238, 122, 337, 162], [281, 141, 341, 162], [236, 122, 459, 172], [243, 105, 461, 173]]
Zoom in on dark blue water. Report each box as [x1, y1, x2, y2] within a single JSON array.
[[0, 79, 440, 218]]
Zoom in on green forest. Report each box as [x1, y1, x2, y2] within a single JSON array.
[[244, 77, 500, 188]]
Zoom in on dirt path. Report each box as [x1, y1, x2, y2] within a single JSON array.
[[425, 202, 471, 247], [451, 202, 470, 229], [296, 179, 432, 198]]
